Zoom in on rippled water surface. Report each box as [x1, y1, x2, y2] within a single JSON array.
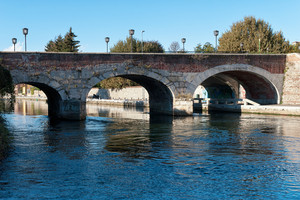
[[0, 100, 300, 199]]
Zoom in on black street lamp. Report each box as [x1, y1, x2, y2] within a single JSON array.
[[23, 28, 28, 51], [129, 29, 135, 53], [12, 38, 17, 52], [105, 37, 110, 53], [240, 42, 244, 53], [141, 30, 145, 53], [181, 38, 186, 52], [214, 30, 219, 52]]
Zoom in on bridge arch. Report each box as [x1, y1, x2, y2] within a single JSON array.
[[192, 64, 281, 104], [13, 82, 62, 118], [85, 67, 175, 115]]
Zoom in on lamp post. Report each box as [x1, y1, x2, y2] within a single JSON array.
[[23, 28, 28, 51], [214, 30, 219, 52], [240, 42, 244, 53], [181, 38, 186, 52], [105, 37, 110, 53], [259, 38, 261, 53], [12, 38, 17, 52], [141, 30, 145, 53], [129, 29, 135, 53]]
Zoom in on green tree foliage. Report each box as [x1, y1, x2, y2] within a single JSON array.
[[0, 64, 13, 160], [45, 27, 80, 52], [194, 42, 215, 53], [0, 65, 14, 97], [218, 16, 290, 53], [290, 43, 300, 53], [95, 77, 139, 90], [0, 116, 10, 160], [110, 37, 164, 53]]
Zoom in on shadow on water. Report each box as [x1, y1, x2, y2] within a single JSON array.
[[103, 113, 175, 160]]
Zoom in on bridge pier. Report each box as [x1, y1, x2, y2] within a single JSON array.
[[173, 100, 194, 115], [58, 100, 86, 121]]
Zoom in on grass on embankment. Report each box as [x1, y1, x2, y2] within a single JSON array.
[[0, 116, 10, 160]]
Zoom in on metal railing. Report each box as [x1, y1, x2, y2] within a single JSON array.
[[193, 98, 260, 106]]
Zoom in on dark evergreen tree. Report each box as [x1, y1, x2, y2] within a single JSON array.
[[45, 27, 80, 52], [63, 27, 80, 52]]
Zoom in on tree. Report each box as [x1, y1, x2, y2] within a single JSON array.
[[45, 27, 80, 52], [0, 64, 13, 160], [168, 41, 180, 53], [194, 42, 214, 53], [290, 43, 300, 53], [96, 77, 139, 90], [110, 37, 164, 53], [0, 65, 13, 97], [218, 16, 290, 53]]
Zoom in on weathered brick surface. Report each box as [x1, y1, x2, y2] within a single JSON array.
[[0, 52, 286, 74]]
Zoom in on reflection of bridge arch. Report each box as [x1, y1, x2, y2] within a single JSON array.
[[192, 64, 281, 104], [85, 66, 175, 115], [13, 81, 62, 119]]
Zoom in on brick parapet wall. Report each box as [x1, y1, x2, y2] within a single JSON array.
[[0, 52, 286, 74]]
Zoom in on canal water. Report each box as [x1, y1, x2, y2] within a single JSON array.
[[0, 100, 300, 199]]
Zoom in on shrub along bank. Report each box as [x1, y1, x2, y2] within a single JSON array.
[[0, 64, 14, 160], [0, 116, 10, 160]]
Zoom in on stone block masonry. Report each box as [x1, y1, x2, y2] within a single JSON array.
[[282, 54, 300, 104]]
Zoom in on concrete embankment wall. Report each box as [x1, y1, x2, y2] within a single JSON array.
[[87, 86, 149, 100], [282, 54, 300, 104]]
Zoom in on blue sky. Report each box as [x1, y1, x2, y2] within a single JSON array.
[[1, 0, 299, 52]]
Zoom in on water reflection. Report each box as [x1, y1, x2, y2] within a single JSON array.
[[14, 99, 48, 116], [0, 99, 300, 199]]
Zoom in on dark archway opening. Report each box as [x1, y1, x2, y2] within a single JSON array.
[[88, 75, 174, 115], [194, 71, 278, 113]]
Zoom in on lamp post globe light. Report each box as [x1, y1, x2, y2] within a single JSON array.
[[105, 37, 110, 53], [240, 42, 244, 52], [23, 28, 28, 52], [214, 30, 219, 52], [129, 29, 135, 53], [141, 30, 145, 53], [12, 38, 17, 52], [181, 38, 186, 52]]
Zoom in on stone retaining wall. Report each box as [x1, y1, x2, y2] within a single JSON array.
[[87, 86, 149, 100], [282, 54, 300, 104]]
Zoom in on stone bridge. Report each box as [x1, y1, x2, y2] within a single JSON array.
[[0, 52, 296, 120]]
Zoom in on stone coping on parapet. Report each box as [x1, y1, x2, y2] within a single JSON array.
[[0, 51, 287, 56]]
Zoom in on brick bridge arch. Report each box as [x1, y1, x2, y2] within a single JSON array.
[[190, 64, 281, 104], [84, 65, 176, 115]]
